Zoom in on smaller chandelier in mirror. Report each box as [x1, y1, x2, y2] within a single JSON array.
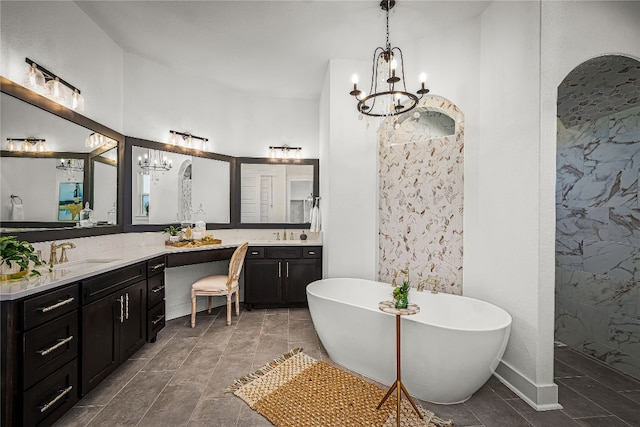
[[56, 158, 84, 173], [138, 149, 172, 174]]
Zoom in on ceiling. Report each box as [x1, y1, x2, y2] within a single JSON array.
[[75, 0, 490, 100]]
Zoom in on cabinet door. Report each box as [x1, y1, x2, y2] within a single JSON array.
[[119, 280, 147, 361], [81, 295, 119, 395], [244, 259, 282, 305], [285, 259, 321, 304]]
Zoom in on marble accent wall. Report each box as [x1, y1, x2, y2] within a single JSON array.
[[555, 103, 640, 380], [378, 96, 464, 294]]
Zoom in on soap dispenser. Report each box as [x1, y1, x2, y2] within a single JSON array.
[[80, 202, 94, 227], [107, 203, 117, 225]]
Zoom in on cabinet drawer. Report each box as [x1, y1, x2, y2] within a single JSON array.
[[82, 263, 145, 304], [302, 247, 322, 258], [246, 247, 265, 258], [23, 358, 78, 427], [166, 247, 236, 267], [147, 274, 165, 308], [147, 256, 166, 277], [266, 246, 301, 259], [23, 284, 79, 330], [147, 302, 165, 341], [23, 311, 78, 391]]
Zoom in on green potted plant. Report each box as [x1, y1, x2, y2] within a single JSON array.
[[393, 280, 410, 309], [163, 225, 182, 243], [0, 236, 44, 280]]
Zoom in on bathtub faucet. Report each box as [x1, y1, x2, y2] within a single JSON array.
[[391, 264, 410, 287]]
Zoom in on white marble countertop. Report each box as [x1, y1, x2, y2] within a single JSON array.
[[1, 238, 322, 301]]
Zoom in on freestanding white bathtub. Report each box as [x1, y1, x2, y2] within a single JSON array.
[[307, 278, 512, 404]]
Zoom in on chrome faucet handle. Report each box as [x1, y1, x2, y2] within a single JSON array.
[[290, 232, 294, 240], [49, 242, 59, 265], [417, 279, 427, 292]]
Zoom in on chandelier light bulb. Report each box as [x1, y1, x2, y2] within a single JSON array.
[[352, 74, 359, 84], [390, 59, 397, 70], [419, 73, 427, 83]]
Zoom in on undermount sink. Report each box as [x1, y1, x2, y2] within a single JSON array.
[[52, 258, 121, 271]]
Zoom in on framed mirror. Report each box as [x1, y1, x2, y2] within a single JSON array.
[[0, 77, 124, 241], [124, 137, 232, 231], [236, 158, 319, 227]]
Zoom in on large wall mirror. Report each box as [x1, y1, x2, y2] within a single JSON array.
[[0, 77, 123, 241], [236, 158, 319, 227], [125, 137, 232, 230]]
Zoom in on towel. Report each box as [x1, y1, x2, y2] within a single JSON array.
[[310, 205, 321, 232], [10, 202, 24, 220]]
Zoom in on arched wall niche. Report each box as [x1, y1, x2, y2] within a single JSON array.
[[378, 95, 464, 294], [555, 54, 640, 380]]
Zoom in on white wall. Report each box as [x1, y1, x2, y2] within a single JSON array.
[[320, 59, 378, 280], [0, 1, 124, 132], [123, 53, 319, 158]]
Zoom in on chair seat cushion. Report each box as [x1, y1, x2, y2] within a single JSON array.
[[192, 275, 230, 293]]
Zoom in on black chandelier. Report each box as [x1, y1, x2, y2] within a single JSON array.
[[349, 0, 429, 118]]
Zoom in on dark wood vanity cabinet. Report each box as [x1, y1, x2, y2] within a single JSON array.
[[146, 255, 166, 342], [1, 283, 80, 427], [80, 262, 146, 396], [244, 246, 322, 309]]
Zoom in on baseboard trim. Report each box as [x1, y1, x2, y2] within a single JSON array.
[[494, 360, 562, 411]]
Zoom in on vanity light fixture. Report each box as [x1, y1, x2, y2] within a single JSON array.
[[85, 132, 114, 149], [269, 144, 301, 160], [169, 130, 208, 150], [56, 158, 84, 173], [138, 150, 172, 174], [5, 137, 46, 152], [349, 0, 429, 118], [23, 58, 84, 111]]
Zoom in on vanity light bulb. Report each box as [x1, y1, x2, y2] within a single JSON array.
[[21, 140, 31, 152], [72, 89, 84, 111], [6, 139, 15, 151], [170, 132, 176, 145], [35, 140, 45, 152]]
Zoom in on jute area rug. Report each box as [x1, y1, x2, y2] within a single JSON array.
[[226, 348, 454, 427]]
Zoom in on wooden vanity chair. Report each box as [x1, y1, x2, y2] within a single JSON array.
[[191, 242, 249, 327]]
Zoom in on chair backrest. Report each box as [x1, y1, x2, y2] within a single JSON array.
[[227, 242, 249, 288]]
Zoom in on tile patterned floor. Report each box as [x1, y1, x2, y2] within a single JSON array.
[[55, 307, 640, 427]]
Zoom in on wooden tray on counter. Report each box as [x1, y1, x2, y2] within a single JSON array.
[[165, 239, 222, 248]]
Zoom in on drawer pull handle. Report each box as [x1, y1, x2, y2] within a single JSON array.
[[151, 262, 165, 271], [118, 296, 124, 323], [278, 261, 282, 278], [251, 251, 259, 255], [308, 251, 315, 255], [151, 285, 165, 293], [39, 297, 75, 313], [125, 293, 129, 320], [286, 261, 289, 278], [37, 335, 74, 356], [151, 314, 165, 325], [39, 385, 73, 413]]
